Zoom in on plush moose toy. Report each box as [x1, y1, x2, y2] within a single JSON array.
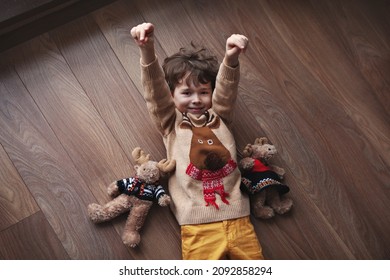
[[87, 147, 175, 247], [239, 137, 293, 219]]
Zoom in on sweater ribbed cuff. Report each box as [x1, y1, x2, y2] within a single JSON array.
[[219, 62, 240, 82]]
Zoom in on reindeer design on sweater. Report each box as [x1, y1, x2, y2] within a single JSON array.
[[181, 112, 237, 209]]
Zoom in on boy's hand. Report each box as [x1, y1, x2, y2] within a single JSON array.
[[131, 22, 156, 64], [131, 22, 155, 47], [224, 34, 249, 67]]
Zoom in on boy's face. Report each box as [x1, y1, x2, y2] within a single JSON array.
[[172, 73, 212, 116]]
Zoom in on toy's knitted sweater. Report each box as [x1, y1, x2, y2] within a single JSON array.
[[141, 57, 250, 225], [116, 177, 167, 201]]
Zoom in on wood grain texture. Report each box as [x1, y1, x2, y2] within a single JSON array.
[[0, 60, 132, 259], [0, 211, 69, 259], [0, 0, 389, 259], [0, 141, 39, 231]]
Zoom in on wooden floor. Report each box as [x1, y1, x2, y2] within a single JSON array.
[[0, 0, 389, 260]]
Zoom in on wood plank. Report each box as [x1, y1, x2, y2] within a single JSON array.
[[311, 0, 390, 113], [0, 141, 39, 231], [0, 57, 132, 259], [8, 33, 132, 200], [50, 15, 165, 160], [0, 211, 69, 259], [250, 0, 390, 259], [0, 0, 52, 22], [0, 0, 118, 52], [133, 0, 219, 56], [258, 0, 390, 166], [92, 0, 155, 94]]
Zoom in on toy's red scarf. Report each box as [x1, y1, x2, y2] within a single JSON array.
[[186, 159, 237, 209]]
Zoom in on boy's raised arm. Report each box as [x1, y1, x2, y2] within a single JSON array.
[[213, 34, 249, 124], [131, 22, 156, 65], [131, 22, 176, 136]]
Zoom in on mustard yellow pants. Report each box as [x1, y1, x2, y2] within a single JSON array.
[[181, 216, 264, 260]]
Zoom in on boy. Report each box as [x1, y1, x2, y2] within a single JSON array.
[[131, 22, 263, 260]]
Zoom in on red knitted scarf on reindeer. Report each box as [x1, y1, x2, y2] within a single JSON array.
[[186, 159, 237, 209]]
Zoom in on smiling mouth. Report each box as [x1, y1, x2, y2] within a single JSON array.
[[188, 108, 204, 113]]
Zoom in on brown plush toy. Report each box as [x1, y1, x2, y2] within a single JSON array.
[[87, 147, 175, 247], [239, 137, 293, 219]]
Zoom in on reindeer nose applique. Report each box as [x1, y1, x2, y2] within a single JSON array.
[[204, 152, 225, 170]]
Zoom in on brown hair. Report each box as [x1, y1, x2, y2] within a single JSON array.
[[162, 43, 219, 92]]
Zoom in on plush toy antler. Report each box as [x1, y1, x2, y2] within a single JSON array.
[[157, 159, 176, 173], [88, 147, 175, 247], [132, 147, 151, 164]]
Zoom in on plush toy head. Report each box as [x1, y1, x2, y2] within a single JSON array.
[[88, 147, 175, 247], [239, 137, 293, 219], [242, 137, 277, 162], [132, 147, 174, 185]]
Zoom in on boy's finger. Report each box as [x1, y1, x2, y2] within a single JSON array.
[[139, 29, 146, 41], [130, 27, 137, 39], [144, 23, 154, 37]]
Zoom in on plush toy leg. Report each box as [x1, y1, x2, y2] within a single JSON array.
[[250, 191, 275, 219], [122, 196, 153, 247], [88, 194, 132, 223], [267, 188, 293, 215]]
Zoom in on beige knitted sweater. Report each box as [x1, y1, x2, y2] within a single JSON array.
[[141, 57, 250, 225]]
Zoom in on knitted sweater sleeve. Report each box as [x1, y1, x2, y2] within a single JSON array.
[[141, 57, 176, 136], [212, 62, 240, 125]]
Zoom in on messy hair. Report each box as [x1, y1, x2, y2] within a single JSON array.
[[162, 43, 219, 92]]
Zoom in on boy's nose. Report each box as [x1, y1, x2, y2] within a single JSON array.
[[192, 94, 201, 103]]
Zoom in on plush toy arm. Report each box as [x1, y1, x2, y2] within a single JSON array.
[[158, 194, 171, 207], [155, 185, 171, 206], [270, 165, 285, 179], [107, 181, 120, 197], [239, 157, 255, 171]]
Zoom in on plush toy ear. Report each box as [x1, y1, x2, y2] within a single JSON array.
[[255, 137, 269, 145], [242, 144, 253, 157]]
